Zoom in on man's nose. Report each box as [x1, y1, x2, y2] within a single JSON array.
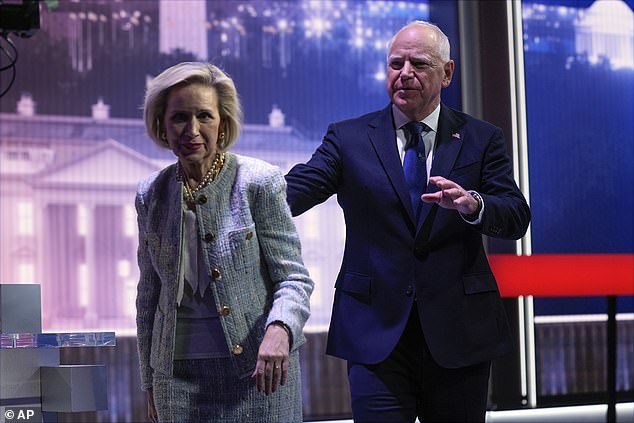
[[400, 61, 415, 79]]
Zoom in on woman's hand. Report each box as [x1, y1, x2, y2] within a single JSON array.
[[147, 388, 158, 423], [251, 324, 290, 395]]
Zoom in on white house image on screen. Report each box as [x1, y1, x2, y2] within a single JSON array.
[[575, 0, 634, 70], [0, 94, 343, 333]]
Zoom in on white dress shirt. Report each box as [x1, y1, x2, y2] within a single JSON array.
[[391, 103, 483, 224]]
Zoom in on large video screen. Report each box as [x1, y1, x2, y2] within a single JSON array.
[[1, 0, 447, 332], [521, 0, 633, 314]]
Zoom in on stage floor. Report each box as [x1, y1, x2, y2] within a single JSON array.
[[308, 402, 634, 423]]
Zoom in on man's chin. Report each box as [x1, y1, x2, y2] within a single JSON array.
[[393, 98, 416, 112]]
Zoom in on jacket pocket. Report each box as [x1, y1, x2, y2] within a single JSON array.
[[448, 161, 480, 185], [336, 272, 371, 300], [463, 272, 498, 295], [228, 224, 258, 272]]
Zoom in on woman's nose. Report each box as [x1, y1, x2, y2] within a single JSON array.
[[184, 118, 200, 138]]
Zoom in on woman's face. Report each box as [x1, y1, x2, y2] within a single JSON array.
[[162, 83, 224, 170]]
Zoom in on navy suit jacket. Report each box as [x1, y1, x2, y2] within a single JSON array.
[[286, 104, 531, 368]]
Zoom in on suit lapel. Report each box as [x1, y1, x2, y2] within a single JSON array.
[[417, 105, 466, 232], [367, 105, 417, 224]]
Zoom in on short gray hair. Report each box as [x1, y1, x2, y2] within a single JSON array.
[[387, 20, 451, 63], [143, 62, 242, 151]]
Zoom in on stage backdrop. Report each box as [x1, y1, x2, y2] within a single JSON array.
[[1, 0, 452, 335], [520, 0, 634, 401], [521, 0, 633, 315]]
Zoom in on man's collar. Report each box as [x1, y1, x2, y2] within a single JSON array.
[[392, 103, 441, 132]]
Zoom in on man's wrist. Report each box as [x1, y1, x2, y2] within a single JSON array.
[[463, 190, 483, 221]]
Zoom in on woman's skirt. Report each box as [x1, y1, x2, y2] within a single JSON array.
[[152, 351, 302, 423]]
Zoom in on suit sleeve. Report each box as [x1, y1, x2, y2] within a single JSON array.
[[135, 191, 161, 391], [252, 169, 314, 350], [478, 127, 531, 240], [285, 123, 342, 216]]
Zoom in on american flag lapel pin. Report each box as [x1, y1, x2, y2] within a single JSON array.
[[452, 132, 461, 139]]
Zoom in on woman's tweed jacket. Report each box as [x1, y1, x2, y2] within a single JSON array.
[[135, 152, 314, 391]]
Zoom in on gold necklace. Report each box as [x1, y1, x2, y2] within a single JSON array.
[[176, 153, 225, 205]]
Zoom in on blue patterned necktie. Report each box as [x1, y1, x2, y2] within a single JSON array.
[[403, 121, 430, 219]]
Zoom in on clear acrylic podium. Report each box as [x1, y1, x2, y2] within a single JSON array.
[[0, 284, 115, 422]]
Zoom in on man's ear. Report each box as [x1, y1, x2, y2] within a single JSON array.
[[442, 60, 455, 88]]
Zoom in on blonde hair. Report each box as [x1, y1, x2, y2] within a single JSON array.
[[143, 62, 242, 151]]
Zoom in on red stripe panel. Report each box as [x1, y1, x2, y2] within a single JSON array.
[[488, 254, 634, 297]]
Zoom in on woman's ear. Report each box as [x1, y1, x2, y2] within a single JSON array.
[[155, 118, 166, 142], [218, 122, 227, 148]]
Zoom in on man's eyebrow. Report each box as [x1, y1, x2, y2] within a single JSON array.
[[387, 54, 431, 61]]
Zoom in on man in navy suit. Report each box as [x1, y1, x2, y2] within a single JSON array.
[[285, 21, 530, 422]]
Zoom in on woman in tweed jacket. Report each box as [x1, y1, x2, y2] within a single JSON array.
[[136, 62, 314, 422]]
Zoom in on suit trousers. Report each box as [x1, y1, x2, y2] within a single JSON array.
[[347, 306, 491, 422]]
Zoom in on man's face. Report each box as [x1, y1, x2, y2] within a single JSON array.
[[386, 26, 454, 120]]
